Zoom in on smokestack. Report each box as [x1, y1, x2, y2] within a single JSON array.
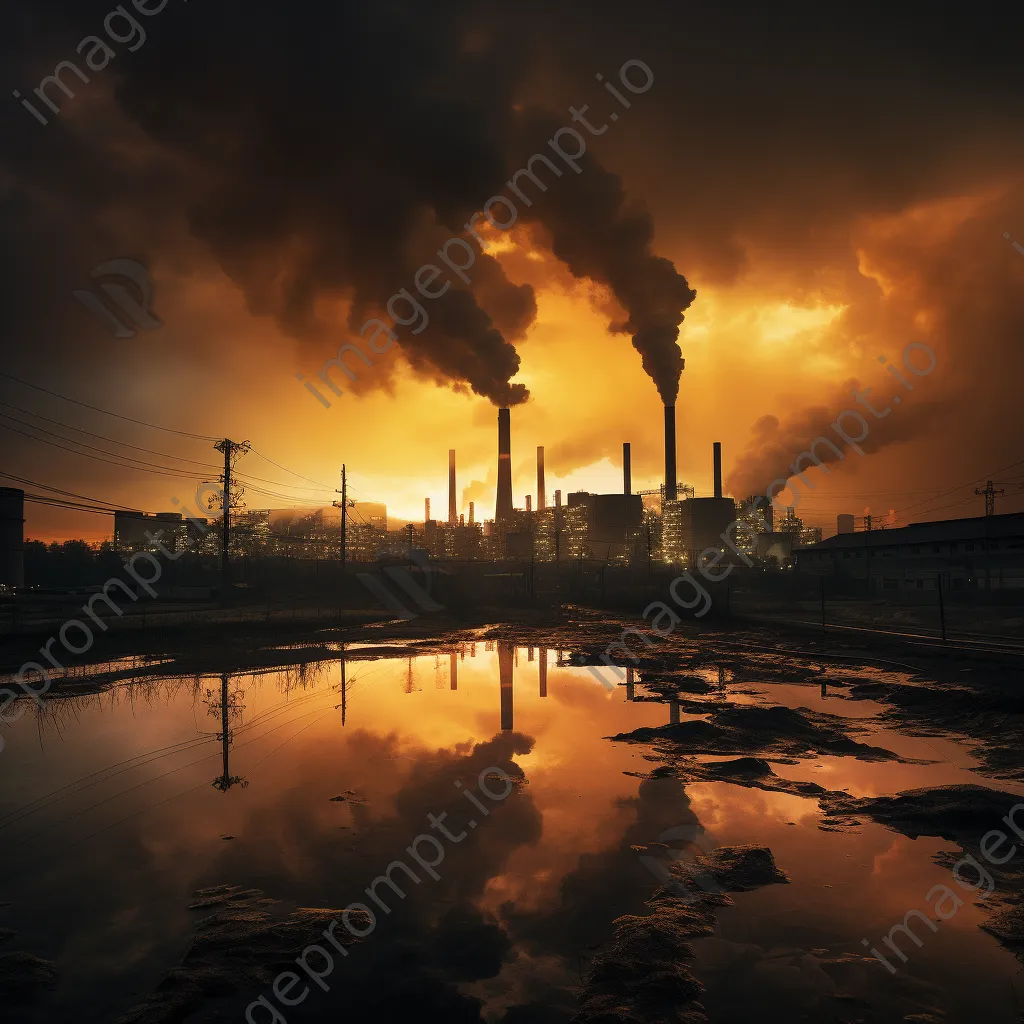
[[499, 643, 514, 731], [496, 408, 513, 524], [526, 495, 532, 512], [425, 497, 430, 523], [623, 442, 632, 496], [448, 449, 456, 524], [469, 501, 475, 525], [664, 405, 677, 501], [713, 441, 722, 499], [537, 446, 546, 510], [555, 489, 562, 508]]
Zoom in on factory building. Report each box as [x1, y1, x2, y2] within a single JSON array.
[[0, 487, 24, 590], [113, 511, 185, 554], [794, 513, 1024, 591]]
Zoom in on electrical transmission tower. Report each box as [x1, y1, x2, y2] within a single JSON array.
[[975, 480, 1004, 517], [209, 439, 251, 594], [203, 674, 248, 792]]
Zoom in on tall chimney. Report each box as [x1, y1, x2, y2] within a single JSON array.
[[623, 442, 632, 496], [448, 449, 457, 524], [425, 497, 430, 523], [664, 405, 677, 501], [496, 408, 513, 524], [526, 495, 532, 512], [555, 489, 562, 508], [537, 446, 546, 510], [713, 441, 722, 499], [469, 501, 475, 525]]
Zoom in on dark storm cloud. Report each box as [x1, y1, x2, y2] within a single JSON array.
[[3, 1, 1023, 447], [1, 0, 699, 408]]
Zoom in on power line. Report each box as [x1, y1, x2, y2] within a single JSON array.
[[0, 372, 219, 441], [0, 421, 211, 482], [0, 400, 222, 471], [247, 446, 335, 490], [0, 471, 140, 511], [893, 457, 1024, 518], [0, 411, 220, 476]]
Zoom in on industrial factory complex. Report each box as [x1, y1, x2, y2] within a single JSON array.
[[2, 405, 1023, 598]]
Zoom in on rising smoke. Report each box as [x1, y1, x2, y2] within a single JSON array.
[[37, 1, 689, 407], [726, 378, 946, 499]]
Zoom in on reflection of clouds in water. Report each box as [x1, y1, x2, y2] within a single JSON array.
[[694, 936, 948, 1024], [228, 729, 546, 1023], [493, 777, 708, 1013]]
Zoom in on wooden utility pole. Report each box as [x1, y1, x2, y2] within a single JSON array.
[[332, 464, 348, 564], [220, 441, 231, 587], [205, 674, 247, 792], [214, 439, 250, 598]]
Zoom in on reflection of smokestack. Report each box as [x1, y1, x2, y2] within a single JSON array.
[[539, 648, 547, 697], [626, 666, 635, 701], [449, 652, 458, 690], [623, 442, 632, 496], [469, 501, 475, 525], [664, 405, 677, 501], [713, 441, 722, 499], [449, 449, 456, 524], [499, 643, 514, 730], [537, 446, 546, 510], [496, 408, 513, 524]]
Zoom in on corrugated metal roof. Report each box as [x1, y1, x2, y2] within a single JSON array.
[[797, 513, 1024, 551]]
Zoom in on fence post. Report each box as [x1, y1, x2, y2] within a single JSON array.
[[937, 574, 946, 640]]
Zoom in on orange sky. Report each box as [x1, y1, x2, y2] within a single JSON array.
[[5, 5, 1024, 543]]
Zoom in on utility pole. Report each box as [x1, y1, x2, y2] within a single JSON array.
[[332, 464, 349, 564], [975, 480, 1004, 517], [205, 674, 247, 792], [213, 438, 250, 598]]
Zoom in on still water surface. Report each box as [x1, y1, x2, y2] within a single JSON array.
[[0, 642, 1021, 1022]]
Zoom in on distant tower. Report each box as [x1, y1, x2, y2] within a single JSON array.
[[526, 495, 532, 512], [448, 449, 457, 524], [425, 497, 430, 523], [537, 446, 546, 510], [976, 480, 1004, 517], [469, 501, 475, 525]]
